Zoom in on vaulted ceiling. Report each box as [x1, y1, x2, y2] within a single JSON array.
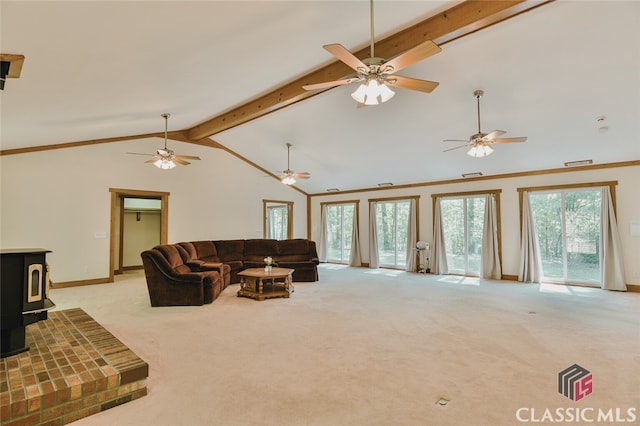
[[1, 1, 639, 194]]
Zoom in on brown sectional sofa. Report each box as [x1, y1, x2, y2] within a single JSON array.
[[141, 239, 319, 307]]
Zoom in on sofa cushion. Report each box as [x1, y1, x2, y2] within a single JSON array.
[[176, 242, 204, 269], [177, 242, 198, 260], [244, 239, 279, 262], [213, 240, 245, 263], [278, 239, 310, 255], [154, 244, 191, 274], [191, 240, 219, 260]]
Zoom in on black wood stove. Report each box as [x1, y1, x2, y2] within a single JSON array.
[[1, 248, 55, 358]]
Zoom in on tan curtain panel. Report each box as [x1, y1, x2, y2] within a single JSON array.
[[405, 199, 417, 272], [600, 186, 627, 291], [349, 205, 362, 267], [518, 191, 542, 283], [431, 197, 448, 275], [481, 194, 501, 279], [318, 204, 328, 262]]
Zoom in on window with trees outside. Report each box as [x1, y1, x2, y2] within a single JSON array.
[[325, 203, 355, 263], [529, 189, 601, 285], [263, 200, 292, 240], [440, 196, 486, 276], [375, 200, 410, 268]]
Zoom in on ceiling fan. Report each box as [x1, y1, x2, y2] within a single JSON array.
[[279, 143, 310, 185], [444, 89, 528, 157], [302, 0, 441, 105], [127, 113, 201, 169]]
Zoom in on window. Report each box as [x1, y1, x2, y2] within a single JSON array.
[[375, 200, 410, 268], [325, 203, 355, 263], [440, 196, 486, 275], [529, 189, 601, 285], [263, 200, 292, 239]]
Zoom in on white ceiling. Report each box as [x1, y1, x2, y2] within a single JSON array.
[[2, 1, 639, 194]]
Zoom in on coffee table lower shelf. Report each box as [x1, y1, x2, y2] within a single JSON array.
[[237, 267, 294, 301]]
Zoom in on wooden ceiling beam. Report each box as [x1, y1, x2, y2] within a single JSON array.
[[187, 0, 553, 141], [0, 131, 213, 156]]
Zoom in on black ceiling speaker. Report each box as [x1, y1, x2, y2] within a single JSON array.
[[0, 61, 11, 90], [0, 53, 26, 90]]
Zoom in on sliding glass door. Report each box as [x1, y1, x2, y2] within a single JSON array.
[[440, 196, 485, 275], [326, 203, 355, 263], [375, 200, 410, 268], [529, 189, 601, 285]]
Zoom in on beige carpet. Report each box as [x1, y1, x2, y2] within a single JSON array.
[[49, 265, 639, 426]]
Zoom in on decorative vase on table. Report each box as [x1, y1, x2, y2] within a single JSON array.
[[264, 256, 274, 273]]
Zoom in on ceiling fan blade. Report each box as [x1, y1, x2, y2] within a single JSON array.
[[484, 130, 506, 140], [303, 77, 359, 91], [443, 145, 468, 152], [175, 155, 201, 160], [144, 156, 160, 163], [386, 75, 439, 93], [492, 137, 528, 144], [323, 44, 368, 72], [173, 158, 191, 166], [383, 40, 441, 73], [127, 152, 154, 156], [294, 172, 311, 179], [443, 139, 471, 143]]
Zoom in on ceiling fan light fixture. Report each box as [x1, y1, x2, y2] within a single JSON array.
[[467, 144, 494, 158], [278, 143, 310, 185], [378, 82, 395, 103], [351, 83, 368, 103], [305, 0, 439, 102], [154, 158, 176, 170], [281, 175, 296, 185], [352, 79, 395, 105], [128, 113, 201, 168]]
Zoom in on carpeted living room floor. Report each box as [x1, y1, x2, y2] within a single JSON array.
[[49, 265, 639, 426]]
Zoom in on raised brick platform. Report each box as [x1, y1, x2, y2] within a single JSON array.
[[0, 308, 148, 425]]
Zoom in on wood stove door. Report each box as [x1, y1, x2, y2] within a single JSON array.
[[23, 253, 47, 312]]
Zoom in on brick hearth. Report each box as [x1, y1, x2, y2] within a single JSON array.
[[0, 308, 148, 425]]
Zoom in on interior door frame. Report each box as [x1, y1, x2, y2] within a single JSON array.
[[109, 188, 169, 282]]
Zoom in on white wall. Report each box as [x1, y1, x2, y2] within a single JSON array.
[[3, 138, 637, 285], [309, 165, 640, 285], [0, 138, 307, 282]]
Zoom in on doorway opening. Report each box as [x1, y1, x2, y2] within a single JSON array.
[[109, 188, 169, 282]]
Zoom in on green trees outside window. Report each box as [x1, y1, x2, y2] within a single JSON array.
[[529, 190, 601, 285], [375, 200, 410, 268], [326, 204, 355, 263], [440, 196, 486, 276]]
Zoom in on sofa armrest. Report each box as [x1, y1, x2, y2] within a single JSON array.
[[201, 262, 223, 269], [185, 260, 205, 270], [199, 262, 226, 275], [157, 268, 211, 284], [141, 251, 210, 284]]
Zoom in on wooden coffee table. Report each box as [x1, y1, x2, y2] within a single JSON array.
[[237, 267, 294, 301]]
